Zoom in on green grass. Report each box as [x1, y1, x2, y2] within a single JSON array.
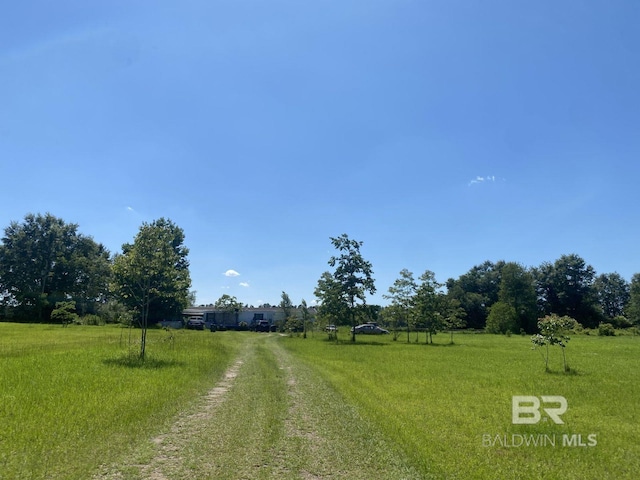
[[0, 323, 240, 480], [280, 332, 640, 479], [3, 324, 638, 479]]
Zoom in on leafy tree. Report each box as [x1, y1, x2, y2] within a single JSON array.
[[50, 301, 79, 326], [314, 271, 347, 339], [112, 218, 191, 360], [280, 291, 294, 332], [531, 314, 577, 372], [414, 270, 443, 344], [213, 294, 243, 327], [535, 254, 601, 328], [497, 262, 538, 333], [300, 298, 312, 338], [441, 296, 467, 343], [486, 301, 517, 334], [446, 260, 504, 329], [327, 234, 376, 342], [626, 273, 640, 327], [0, 213, 111, 321], [383, 269, 417, 341], [594, 272, 629, 321]]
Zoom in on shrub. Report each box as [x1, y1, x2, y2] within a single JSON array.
[[486, 302, 517, 334], [80, 314, 105, 326], [598, 323, 616, 336]]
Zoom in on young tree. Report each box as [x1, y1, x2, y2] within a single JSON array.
[[214, 294, 243, 327], [327, 234, 376, 342], [531, 314, 577, 372], [300, 298, 312, 338], [112, 218, 191, 360], [280, 291, 294, 332], [486, 301, 517, 334], [414, 270, 443, 344], [314, 271, 346, 339], [383, 269, 417, 341]]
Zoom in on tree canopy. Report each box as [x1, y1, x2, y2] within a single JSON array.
[[112, 218, 191, 359], [0, 213, 111, 322]]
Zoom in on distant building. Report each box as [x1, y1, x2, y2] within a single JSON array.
[[180, 305, 315, 330]]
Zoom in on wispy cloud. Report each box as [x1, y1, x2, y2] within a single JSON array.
[[468, 175, 497, 186], [239, 282, 250, 287], [224, 269, 240, 277]]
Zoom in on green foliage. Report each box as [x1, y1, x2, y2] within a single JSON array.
[[326, 234, 376, 342], [0, 213, 111, 321], [531, 314, 577, 372], [535, 254, 601, 328], [214, 294, 243, 313], [497, 262, 538, 333], [598, 322, 616, 336], [112, 218, 191, 359], [445, 260, 504, 329], [626, 273, 640, 326], [383, 269, 417, 341], [594, 272, 630, 320], [486, 301, 517, 334], [50, 301, 79, 325]]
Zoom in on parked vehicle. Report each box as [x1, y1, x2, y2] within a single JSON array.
[[186, 318, 205, 330], [325, 325, 337, 333], [350, 322, 389, 335], [255, 320, 271, 332]]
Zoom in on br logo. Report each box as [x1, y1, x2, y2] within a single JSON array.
[[512, 396, 568, 425]]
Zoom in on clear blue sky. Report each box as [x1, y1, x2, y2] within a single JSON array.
[[1, 1, 639, 307]]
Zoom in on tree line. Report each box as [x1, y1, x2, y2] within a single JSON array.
[[0, 213, 191, 357], [314, 235, 640, 339]]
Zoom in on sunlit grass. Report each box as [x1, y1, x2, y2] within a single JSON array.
[[0, 323, 240, 479], [281, 332, 640, 479]]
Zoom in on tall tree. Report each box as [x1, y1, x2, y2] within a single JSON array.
[[383, 269, 417, 341], [0, 213, 111, 321], [446, 260, 504, 329], [594, 272, 629, 321], [497, 262, 538, 333], [314, 271, 347, 336], [327, 234, 376, 342], [626, 273, 640, 327], [535, 254, 601, 328], [112, 218, 191, 360]]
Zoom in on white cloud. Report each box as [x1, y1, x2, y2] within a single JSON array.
[[223, 269, 240, 277], [239, 282, 250, 287], [468, 175, 498, 186]]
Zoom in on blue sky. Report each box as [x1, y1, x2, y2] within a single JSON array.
[[1, 1, 639, 307]]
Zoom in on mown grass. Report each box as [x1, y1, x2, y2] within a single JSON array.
[[0, 323, 240, 480], [281, 332, 640, 479]]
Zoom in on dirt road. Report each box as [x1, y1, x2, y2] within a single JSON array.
[[95, 334, 422, 479]]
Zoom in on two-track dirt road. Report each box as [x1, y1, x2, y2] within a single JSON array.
[[94, 334, 422, 480]]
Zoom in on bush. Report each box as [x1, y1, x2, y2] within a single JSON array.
[[79, 314, 105, 326], [486, 302, 517, 334], [50, 301, 79, 325], [598, 323, 616, 336]]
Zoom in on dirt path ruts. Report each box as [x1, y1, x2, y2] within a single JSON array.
[[94, 335, 422, 480]]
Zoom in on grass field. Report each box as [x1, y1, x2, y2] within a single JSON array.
[[281, 331, 640, 479], [0, 323, 241, 479], [1, 324, 638, 479]]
